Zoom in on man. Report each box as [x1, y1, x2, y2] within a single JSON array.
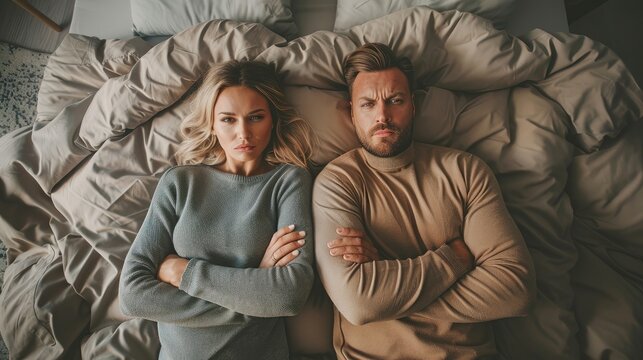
[[313, 43, 536, 359]]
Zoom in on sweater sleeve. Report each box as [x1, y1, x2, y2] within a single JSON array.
[[178, 168, 315, 317], [418, 156, 536, 322], [312, 169, 469, 326], [119, 169, 251, 327]]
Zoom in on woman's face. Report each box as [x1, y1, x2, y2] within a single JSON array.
[[213, 86, 274, 174]]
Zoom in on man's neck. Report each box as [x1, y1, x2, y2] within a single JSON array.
[[361, 142, 415, 172]]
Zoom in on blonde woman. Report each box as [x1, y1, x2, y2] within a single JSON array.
[[119, 60, 314, 359]]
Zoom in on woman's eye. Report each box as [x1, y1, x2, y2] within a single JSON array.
[[221, 117, 235, 123], [249, 115, 264, 121]]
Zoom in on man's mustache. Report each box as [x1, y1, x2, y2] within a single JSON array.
[[369, 124, 401, 136]]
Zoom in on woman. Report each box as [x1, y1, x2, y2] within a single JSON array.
[[119, 60, 314, 359]]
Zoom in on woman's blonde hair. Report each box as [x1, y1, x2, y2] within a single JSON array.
[[175, 60, 312, 169]]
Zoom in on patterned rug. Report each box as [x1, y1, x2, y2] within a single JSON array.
[[0, 41, 49, 134], [0, 40, 50, 359]]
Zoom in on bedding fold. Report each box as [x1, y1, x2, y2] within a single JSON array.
[[1, 6, 641, 359]]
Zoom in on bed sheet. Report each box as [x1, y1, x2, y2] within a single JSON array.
[[3, 5, 641, 360]]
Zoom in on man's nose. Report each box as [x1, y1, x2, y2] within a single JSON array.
[[375, 102, 390, 124]]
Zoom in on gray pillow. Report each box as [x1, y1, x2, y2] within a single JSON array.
[[131, 0, 298, 39], [333, 0, 517, 32]]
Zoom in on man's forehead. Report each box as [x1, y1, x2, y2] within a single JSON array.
[[352, 68, 410, 96]]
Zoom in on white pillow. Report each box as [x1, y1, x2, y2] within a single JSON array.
[[131, 0, 298, 39], [333, 0, 517, 32]]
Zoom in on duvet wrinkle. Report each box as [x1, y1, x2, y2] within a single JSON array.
[[3, 7, 642, 359]]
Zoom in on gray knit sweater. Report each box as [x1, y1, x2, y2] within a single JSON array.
[[119, 164, 314, 360]]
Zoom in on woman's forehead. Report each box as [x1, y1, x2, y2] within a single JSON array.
[[214, 86, 270, 113]]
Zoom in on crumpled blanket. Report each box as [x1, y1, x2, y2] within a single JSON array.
[[0, 7, 641, 359]]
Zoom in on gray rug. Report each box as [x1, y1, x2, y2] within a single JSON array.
[[0, 40, 50, 359], [0, 41, 49, 134]]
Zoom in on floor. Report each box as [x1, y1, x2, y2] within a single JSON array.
[[569, 0, 643, 86], [0, 0, 74, 53]]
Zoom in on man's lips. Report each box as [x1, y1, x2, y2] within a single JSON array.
[[373, 129, 395, 137], [371, 126, 399, 138]]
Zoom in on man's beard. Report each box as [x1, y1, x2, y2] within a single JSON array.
[[358, 123, 413, 157]]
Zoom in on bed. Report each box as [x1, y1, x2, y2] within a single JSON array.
[[1, 0, 641, 359]]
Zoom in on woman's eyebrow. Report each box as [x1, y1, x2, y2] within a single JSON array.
[[218, 109, 265, 116]]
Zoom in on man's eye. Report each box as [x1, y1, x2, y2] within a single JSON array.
[[391, 98, 403, 104], [361, 102, 374, 108]]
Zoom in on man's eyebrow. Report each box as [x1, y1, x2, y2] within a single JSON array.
[[358, 92, 406, 101], [387, 92, 406, 99]]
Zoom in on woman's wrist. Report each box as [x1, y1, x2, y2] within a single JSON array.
[[158, 255, 190, 287]]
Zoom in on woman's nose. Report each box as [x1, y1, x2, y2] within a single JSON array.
[[237, 121, 251, 139]]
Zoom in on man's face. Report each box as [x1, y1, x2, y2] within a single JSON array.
[[350, 68, 414, 157]]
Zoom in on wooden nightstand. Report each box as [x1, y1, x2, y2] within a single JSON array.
[[11, 0, 63, 32]]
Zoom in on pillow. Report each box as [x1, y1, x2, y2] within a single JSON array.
[[131, 0, 298, 40], [333, 0, 517, 32]]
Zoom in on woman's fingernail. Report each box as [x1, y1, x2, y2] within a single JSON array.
[[299, 231, 306, 236], [289, 224, 295, 230], [330, 249, 336, 255], [298, 239, 305, 245], [292, 250, 300, 256], [336, 227, 343, 234]]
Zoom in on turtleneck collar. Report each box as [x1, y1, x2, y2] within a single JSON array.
[[361, 142, 415, 172]]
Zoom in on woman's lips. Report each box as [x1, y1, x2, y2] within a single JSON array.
[[234, 145, 256, 152]]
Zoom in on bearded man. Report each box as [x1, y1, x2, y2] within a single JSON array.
[[312, 42, 536, 359]]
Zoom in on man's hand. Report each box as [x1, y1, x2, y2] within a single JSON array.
[[446, 238, 474, 270], [158, 254, 189, 288], [328, 227, 380, 264], [259, 224, 306, 268]]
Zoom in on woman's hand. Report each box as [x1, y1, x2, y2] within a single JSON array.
[[259, 224, 306, 268], [328, 227, 380, 264], [158, 254, 189, 288]]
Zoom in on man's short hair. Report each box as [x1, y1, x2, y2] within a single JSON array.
[[342, 42, 415, 94]]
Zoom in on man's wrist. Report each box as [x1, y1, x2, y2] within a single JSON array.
[[435, 243, 470, 278]]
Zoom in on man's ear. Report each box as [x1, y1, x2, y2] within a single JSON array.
[[349, 100, 356, 125], [412, 93, 416, 118]]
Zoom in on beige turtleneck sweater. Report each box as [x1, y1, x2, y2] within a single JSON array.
[[313, 142, 535, 359]]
